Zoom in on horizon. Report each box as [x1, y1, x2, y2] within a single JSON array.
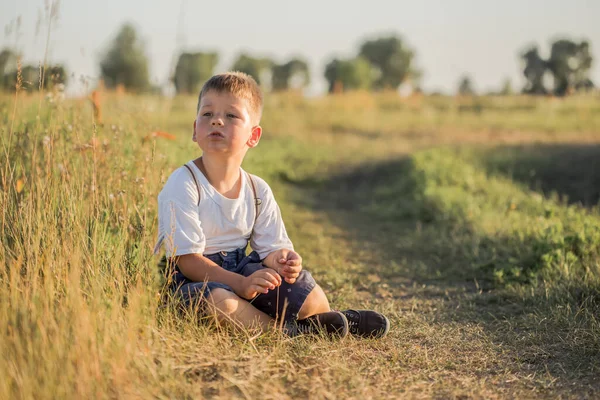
[[1, 0, 599, 96]]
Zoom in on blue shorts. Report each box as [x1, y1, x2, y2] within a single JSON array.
[[170, 247, 316, 323]]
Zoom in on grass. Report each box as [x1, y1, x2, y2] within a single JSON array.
[[1, 90, 600, 398]]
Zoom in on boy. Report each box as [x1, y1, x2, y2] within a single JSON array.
[[155, 72, 389, 338]]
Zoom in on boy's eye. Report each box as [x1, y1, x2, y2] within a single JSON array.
[[226, 113, 237, 119], [202, 112, 212, 117]]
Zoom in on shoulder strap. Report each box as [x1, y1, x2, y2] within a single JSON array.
[[183, 163, 201, 206], [246, 172, 262, 238]]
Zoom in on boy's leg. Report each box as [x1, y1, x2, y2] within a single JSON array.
[[233, 255, 348, 337], [206, 288, 273, 331], [297, 284, 331, 319], [293, 283, 390, 339]]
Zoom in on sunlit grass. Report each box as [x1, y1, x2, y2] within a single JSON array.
[[1, 91, 599, 398]]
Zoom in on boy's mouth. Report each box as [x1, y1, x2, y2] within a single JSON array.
[[208, 131, 224, 138]]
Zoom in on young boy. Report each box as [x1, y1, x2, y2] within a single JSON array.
[[155, 72, 389, 338]]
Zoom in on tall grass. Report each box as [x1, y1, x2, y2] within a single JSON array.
[[0, 89, 163, 396]]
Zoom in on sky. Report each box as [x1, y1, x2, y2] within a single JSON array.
[[1, 0, 599, 96]]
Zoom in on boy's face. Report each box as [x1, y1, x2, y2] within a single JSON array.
[[193, 90, 261, 158]]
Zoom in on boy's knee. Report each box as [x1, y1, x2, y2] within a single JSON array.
[[298, 285, 330, 318], [208, 288, 240, 315]]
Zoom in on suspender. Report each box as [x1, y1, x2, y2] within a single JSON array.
[[183, 162, 262, 234], [183, 164, 201, 206], [245, 171, 262, 238]]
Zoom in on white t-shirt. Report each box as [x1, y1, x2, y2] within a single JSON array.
[[155, 161, 294, 259]]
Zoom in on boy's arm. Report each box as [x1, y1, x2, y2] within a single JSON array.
[[177, 253, 281, 299]]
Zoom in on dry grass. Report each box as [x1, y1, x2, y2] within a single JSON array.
[[1, 90, 599, 399]]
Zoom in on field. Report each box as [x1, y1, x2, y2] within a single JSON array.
[[1, 89, 600, 399]]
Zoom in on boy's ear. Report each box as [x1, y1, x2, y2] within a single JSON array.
[[247, 125, 262, 148], [192, 119, 197, 142]]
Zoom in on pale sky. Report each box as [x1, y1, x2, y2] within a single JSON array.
[[1, 0, 599, 96]]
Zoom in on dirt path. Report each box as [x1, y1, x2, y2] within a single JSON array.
[[280, 155, 600, 399]]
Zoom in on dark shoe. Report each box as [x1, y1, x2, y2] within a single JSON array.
[[285, 311, 349, 338], [341, 309, 390, 338]]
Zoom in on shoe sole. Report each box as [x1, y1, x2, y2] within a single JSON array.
[[338, 313, 350, 338], [377, 314, 391, 339]]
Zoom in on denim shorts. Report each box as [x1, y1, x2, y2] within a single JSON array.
[[170, 247, 316, 323]]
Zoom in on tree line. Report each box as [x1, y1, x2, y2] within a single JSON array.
[[0, 22, 595, 96], [0, 48, 67, 92]]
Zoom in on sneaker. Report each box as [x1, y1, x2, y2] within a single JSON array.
[[341, 309, 390, 338], [285, 311, 349, 338]]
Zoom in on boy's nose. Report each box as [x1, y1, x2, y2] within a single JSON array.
[[211, 118, 223, 126]]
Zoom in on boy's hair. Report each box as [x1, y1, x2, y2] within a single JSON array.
[[197, 72, 263, 124]]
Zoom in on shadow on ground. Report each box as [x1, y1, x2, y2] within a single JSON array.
[[287, 147, 600, 395], [482, 143, 600, 208]]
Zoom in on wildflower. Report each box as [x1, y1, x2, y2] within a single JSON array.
[[151, 131, 176, 140], [16, 179, 25, 193]]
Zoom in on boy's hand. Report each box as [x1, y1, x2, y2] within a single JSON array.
[[237, 269, 282, 300], [271, 249, 303, 284]]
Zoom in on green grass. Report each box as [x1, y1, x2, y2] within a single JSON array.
[[1, 91, 600, 398]]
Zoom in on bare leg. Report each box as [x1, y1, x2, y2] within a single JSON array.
[[297, 285, 331, 319], [206, 288, 273, 331]]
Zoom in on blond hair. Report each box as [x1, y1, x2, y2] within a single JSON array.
[[197, 72, 263, 124]]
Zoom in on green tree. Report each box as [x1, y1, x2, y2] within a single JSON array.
[[521, 46, 548, 95], [457, 75, 475, 96], [324, 57, 372, 93], [0, 48, 17, 90], [18, 65, 38, 91], [230, 53, 274, 86], [572, 41, 594, 91], [3, 64, 67, 91], [358, 35, 418, 90], [271, 58, 310, 91], [499, 78, 514, 95], [45, 65, 68, 89], [547, 39, 594, 96], [99, 23, 150, 92], [173, 52, 219, 94]]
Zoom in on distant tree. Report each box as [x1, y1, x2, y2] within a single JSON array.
[[230, 53, 274, 86], [18, 65, 39, 91], [173, 51, 218, 94], [521, 46, 548, 95], [44, 65, 68, 88], [499, 78, 514, 95], [429, 90, 446, 97], [271, 58, 310, 91], [521, 39, 595, 96], [3, 63, 67, 91], [0, 48, 17, 90], [572, 41, 594, 91], [358, 35, 418, 90], [457, 75, 476, 96], [324, 57, 373, 93], [99, 23, 150, 92], [547, 39, 594, 96]]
